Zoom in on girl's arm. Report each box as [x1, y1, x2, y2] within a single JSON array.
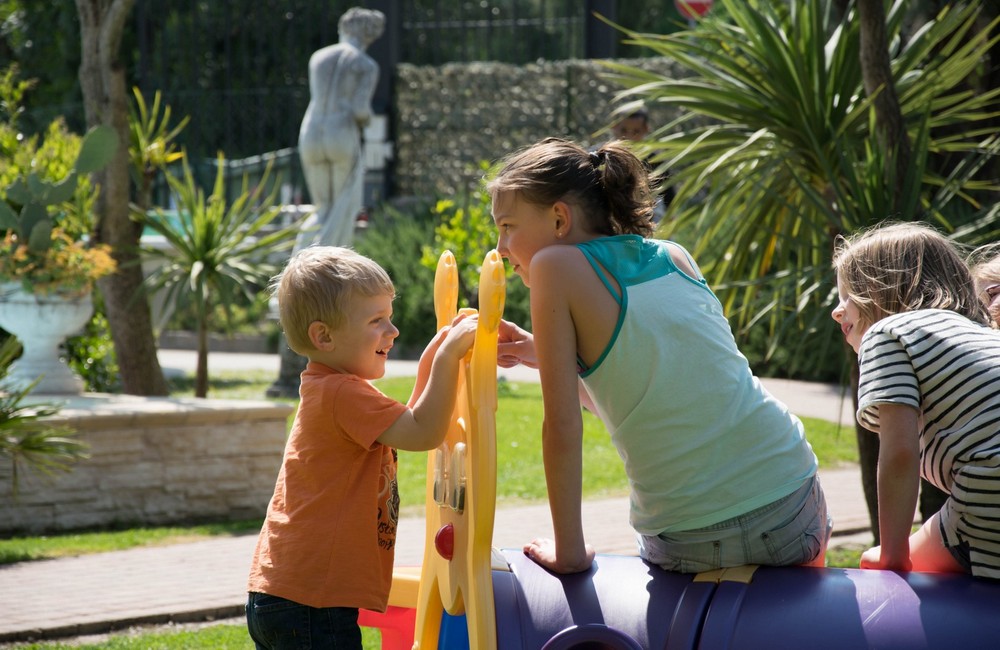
[[522, 249, 595, 573], [861, 402, 920, 571]]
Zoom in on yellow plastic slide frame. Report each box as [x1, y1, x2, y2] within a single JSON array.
[[412, 250, 506, 650]]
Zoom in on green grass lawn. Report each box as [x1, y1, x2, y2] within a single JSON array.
[[0, 370, 863, 649], [1, 371, 857, 565], [7, 623, 264, 650]]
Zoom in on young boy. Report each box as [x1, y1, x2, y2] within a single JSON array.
[[246, 246, 478, 649]]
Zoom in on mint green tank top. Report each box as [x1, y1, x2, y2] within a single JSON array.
[[577, 236, 817, 534]]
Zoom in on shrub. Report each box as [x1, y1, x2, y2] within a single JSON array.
[[354, 200, 440, 356], [418, 171, 531, 331], [66, 309, 121, 393]]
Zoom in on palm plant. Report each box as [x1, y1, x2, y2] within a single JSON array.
[[137, 155, 302, 397], [603, 0, 1000, 538]]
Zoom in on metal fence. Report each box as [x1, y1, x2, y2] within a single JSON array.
[[127, 0, 619, 202], [398, 1, 589, 65]]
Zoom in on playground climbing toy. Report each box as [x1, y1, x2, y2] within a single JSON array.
[[359, 250, 1000, 650]]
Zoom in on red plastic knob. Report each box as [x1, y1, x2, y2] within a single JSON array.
[[435, 523, 455, 560]]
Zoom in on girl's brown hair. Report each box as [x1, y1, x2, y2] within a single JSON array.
[[970, 244, 1000, 288], [832, 222, 990, 326], [970, 243, 1000, 328], [486, 137, 655, 237]]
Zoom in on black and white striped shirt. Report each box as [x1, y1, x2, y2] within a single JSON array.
[[857, 309, 1000, 578]]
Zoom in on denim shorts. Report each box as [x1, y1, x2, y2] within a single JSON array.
[[246, 592, 362, 650], [637, 475, 832, 573]]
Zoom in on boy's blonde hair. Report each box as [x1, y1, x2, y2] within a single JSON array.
[[271, 246, 394, 354], [832, 222, 990, 327]]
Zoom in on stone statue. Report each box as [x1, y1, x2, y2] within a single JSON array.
[[296, 7, 385, 250], [268, 8, 385, 399]]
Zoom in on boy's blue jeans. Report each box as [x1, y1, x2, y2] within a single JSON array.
[[246, 591, 362, 650]]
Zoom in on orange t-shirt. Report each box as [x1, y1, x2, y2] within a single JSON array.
[[248, 362, 408, 610]]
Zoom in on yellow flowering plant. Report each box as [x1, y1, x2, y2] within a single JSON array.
[[0, 228, 115, 297], [0, 65, 118, 298]]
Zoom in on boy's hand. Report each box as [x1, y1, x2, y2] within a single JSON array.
[[438, 315, 478, 362], [498, 318, 537, 369], [421, 313, 476, 361]]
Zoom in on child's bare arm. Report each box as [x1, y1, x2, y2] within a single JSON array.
[[861, 402, 920, 572], [406, 326, 447, 409], [378, 316, 478, 451], [525, 253, 595, 573]]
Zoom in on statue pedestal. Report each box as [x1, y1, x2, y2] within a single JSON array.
[[266, 334, 306, 398]]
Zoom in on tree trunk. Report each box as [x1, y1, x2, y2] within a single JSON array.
[[857, 0, 911, 202], [850, 351, 881, 544], [196, 316, 209, 398], [76, 0, 168, 396], [854, 0, 915, 544]]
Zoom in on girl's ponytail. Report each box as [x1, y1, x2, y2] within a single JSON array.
[[591, 142, 654, 237], [489, 138, 655, 237]]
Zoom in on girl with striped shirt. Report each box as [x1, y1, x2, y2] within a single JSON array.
[[832, 223, 1000, 579]]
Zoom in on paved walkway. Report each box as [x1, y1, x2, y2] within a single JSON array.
[[0, 351, 871, 644]]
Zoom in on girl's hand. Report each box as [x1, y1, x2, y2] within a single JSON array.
[[523, 537, 595, 574], [498, 319, 537, 369], [860, 545, 912, 572]]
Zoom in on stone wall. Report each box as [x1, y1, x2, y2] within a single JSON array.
[[393, 57, 686, 198], [0, 394, 293, 535]]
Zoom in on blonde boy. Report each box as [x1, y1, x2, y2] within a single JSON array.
[[247, 246, 476, 649]]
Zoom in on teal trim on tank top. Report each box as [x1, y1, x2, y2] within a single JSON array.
[[576, 235, 709, 378]]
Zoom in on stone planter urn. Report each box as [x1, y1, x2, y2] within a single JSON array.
[[0, 283, 93, 394]]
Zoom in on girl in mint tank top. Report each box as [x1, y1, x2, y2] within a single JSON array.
[[487, 137, 830, 575]]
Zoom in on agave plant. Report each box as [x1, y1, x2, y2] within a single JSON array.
[[128, 87, 189, 214], [137, 154, 302, 397], [0, 337, 89, 496]]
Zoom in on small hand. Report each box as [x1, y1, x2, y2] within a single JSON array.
[[498, 319, 538, 369], [440, 315, 478, 361], [523, 537, 595, 574]]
